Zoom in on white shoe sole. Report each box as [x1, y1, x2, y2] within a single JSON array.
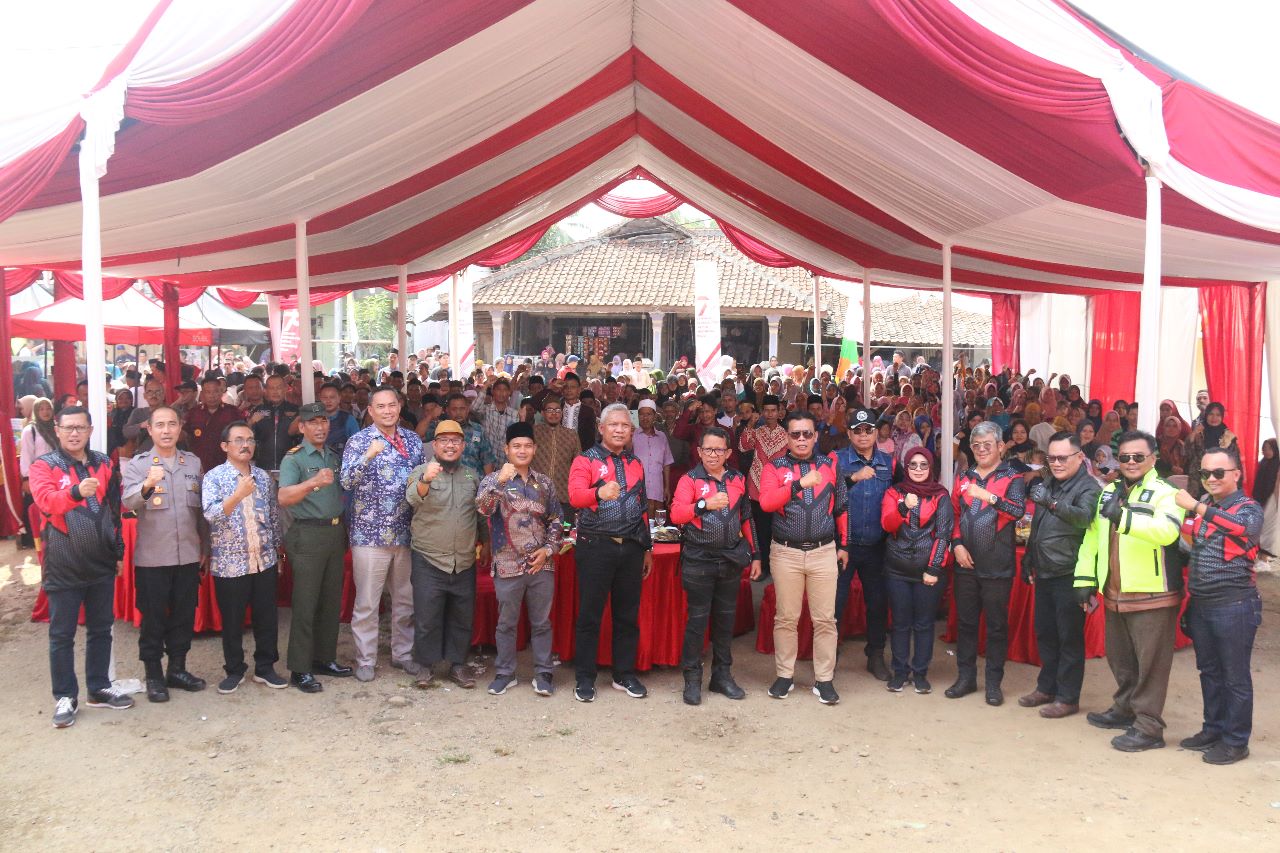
[[84, 698, 134, 710], [488, 678, 517, 695], [573, 689, 595, 703], [812, 686, 839, 705], [532, 682, 553, 697], [611, 682, 646, 698], [768, 683, 794, 699], [52, 716, 76, 729], [253, 674, 289, 689], [217, 676, 245, 695]]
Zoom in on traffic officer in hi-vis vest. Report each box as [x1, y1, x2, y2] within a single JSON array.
[[278, 403, 352, 693], [121, 405, 209, 703]]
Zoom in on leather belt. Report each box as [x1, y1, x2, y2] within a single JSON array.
[[293, 517, 343, 527], [773, 537, 834, 551]]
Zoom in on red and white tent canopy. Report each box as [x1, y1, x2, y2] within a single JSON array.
[[0, 0, 1277, 468]]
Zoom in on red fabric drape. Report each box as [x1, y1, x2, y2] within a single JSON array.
[[718, 220, 798, 268], [50, 278, 77, 397], [1200, 283, 1265, 483], [161, 283, 181, 401], [473, 226, 550, 268], [0, 120, 85, 227], [0, 270, 24, 535], [1088, 291, 1140, 410], [4, 268, 43, 296], [990, 293, 1021, 373], [216, 288, 260, 309], [49, 270, 136, 300], [594, 189, 682, 217], [146, 279, 203, 306], [125, 0, 375, 123]]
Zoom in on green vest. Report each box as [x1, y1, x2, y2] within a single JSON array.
[[1074, 467, 1185, 593]]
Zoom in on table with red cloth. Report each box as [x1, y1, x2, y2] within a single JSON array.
[[32, 527, 755, 672], [756, 547, 1190, 664]]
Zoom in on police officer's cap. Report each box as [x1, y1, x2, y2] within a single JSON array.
[[846, 408, 876, 429]]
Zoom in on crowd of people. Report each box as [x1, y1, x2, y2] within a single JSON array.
[[19, 345, 1267, 766]]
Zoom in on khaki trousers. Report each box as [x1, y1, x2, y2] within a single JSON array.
[[771, 541, 838, 681], [350, 545, 414, 668]]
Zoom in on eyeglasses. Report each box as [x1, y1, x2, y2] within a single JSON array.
[[1201, 467, 1238, 481], [1046, 452, 1080, 464], [906, 461, 930, 471], [970, 441, 997, 451], [543, 407, 562, 413], [788, 430, 815, 439], [700, 447, 730, 455], [1116, 453, 1148, 464], [227, 437, 256, 446], [849, 425, 875, 434], [56, 424, 90, 433]]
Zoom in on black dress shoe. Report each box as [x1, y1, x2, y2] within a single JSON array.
[[313, 660, 354, 678], [1202, 742, 1249, 765], [291, 672, 323, 694], [1111, 727, 1165, 752], [682, 672, 702, 706], [985, 684, 1004, 707], [866, 654, 890, 682], [1178, 730, 1220, 752], [145, 678, 170, 703], [165, 670, 207, 692], [708, 671, 746, 700], [944, 677, 977, 699], [1087, 708, 1136, 730]]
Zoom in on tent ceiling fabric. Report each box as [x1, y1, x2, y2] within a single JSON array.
[[2, 0, 1280, 301]]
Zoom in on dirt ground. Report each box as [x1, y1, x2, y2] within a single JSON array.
[[0, 538, 1276, 852]]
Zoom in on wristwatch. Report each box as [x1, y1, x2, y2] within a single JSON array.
[[987, 492, 998, 506], [695, 498, 708, 513]]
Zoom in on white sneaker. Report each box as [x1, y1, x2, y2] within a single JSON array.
[[52, 696, 77, 729]]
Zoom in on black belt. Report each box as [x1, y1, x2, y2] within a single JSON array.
[[293, 517, 344, 527], [773, 537, 834, 551]]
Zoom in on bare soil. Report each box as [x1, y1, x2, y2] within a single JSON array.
[[0, 538, 1276, 851]]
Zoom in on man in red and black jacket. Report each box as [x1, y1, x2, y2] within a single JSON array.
[[670, 426, 760, 706], [29, 406, 131, 728], [948, 420, 1027, 707], [568, 403, 653, 704], [759, 411, 848, 706]]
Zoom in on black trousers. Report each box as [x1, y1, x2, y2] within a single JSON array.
[[750, 501, 773, 577], [1033, 574, 1086, 703], [680, 555, 740, 673], [410, 552, 476, 668], [836, 541, 888, 655], [134, 563, 200, 666], [574, 536, 644, 682], [47, 576, 115, 700], [954, 572, 1012, 683], [212, 567, 279, 677]]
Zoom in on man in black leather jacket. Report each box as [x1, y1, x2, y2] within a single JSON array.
[[1020, 432, 1101, 718]]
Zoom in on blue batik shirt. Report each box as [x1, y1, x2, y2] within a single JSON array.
[[340, 425, 424, 547]]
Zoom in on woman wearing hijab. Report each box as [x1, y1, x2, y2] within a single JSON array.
[[891, 410, 920, 463], [1092, 446, 1118, 485], [880, 446, 953, 694], [1187, 402, 1237, 496], [18, 396, 58, 548], [1254, 438, 1279, 561], [1159, 399, 1192, 440], [1085, 399, 1103, 430], [610, 355, 624, 378], [986, 397, 1011, 432], [1003, 420, 1034, 462], [1098, 410, 1123, 450], [1156, 416, 1188, 477]]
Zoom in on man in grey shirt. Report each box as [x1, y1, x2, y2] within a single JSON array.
[[121, 406, 209, 703]]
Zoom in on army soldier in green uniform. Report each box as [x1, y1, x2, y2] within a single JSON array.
[[122, 405, 209, 703], [278, 403, 352, 693]]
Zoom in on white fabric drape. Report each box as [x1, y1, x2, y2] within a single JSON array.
[[1156, 287, 1199, 419], [1018, 293, 1052, 374]]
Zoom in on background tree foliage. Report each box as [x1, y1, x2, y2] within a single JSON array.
[[353, 290, 395, 359]]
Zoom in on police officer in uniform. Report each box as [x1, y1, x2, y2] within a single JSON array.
[[121, 405, 208, 703], [278, 403, 352, 692]]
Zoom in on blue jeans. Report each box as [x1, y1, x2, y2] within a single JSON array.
[[47, 576, 116, 700], [1189, 591, 1261, 747], [836, 541, 887, 655], [886, 575, 944, 678]]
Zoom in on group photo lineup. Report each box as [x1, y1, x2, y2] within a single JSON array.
[[1, 0, 1278, 849]]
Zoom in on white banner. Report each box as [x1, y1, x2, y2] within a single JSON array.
[[693, 259, 721, 388], [454, 266, 476, 378]]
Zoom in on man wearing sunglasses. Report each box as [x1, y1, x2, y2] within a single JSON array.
[[1074, 430, 1185, 752], [1172, 445, 1263, 765], [834, 406, 895, 681], [759, 411, 848, 705], [1020, 432, 1101, 719]]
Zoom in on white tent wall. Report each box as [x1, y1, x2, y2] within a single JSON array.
[[1156, 287, 1199, 420], [1019, 294, 1052, 376], [1047, 294, 1089, 390]]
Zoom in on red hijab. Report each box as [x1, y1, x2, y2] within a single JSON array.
[[898, 447, 948, 499]]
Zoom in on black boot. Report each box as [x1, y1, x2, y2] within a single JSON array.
[[166, 657, 207, 692], [708, 667, 746, 700], [682, 667, 702, 706], [866, 651, 890, 682], [945, 674, 978, 699], [145, 662, 170, 703]]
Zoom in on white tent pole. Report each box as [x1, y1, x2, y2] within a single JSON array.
[[295, 219, 314, 404], [397, 265, 409, 365], [812, 272, 822, 371], [448, 273, 459, 375], [78, 118, 108, 453], [266, 294, 283, 361], [862, 267, 873, 408], [1134, 170, 1162, 434], [941, 243, 955, 488]]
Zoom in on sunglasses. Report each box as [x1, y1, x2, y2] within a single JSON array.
[[1046, 452, 1080, 464], [1200, 467, 1239, 481], [788, 430, 815, 439], [849, 425, 875, 434], [906, 461, 930, 471], [1116, 453, 1147, 464]]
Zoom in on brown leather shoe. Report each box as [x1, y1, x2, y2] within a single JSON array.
[[1039, 701, 1079, 719], [1018, 690, 1054, 708], [448, 665, 476, 689]]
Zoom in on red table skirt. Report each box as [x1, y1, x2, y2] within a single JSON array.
[[754, 575, 868, 659], [32, 527, 756, 671], [941, 552, 1192, 665]]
